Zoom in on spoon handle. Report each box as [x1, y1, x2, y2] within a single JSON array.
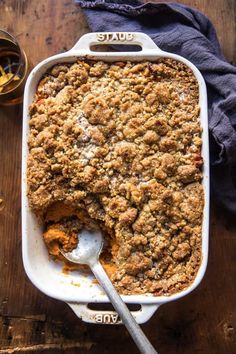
[[90, 260, 157, 354]]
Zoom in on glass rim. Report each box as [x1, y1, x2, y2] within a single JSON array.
[[0, 29, 26, 92]]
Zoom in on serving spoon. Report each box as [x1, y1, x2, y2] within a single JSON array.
[[61, 229, 157, 354]]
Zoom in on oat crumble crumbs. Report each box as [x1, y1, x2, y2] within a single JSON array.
[[27, 59, 204, 296]]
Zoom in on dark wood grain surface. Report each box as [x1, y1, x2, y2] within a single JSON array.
[[0, 0, 236, 353]]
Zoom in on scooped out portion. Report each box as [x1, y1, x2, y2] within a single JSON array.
[[43, 202, 117, 274], [27, 59, 204, 296]]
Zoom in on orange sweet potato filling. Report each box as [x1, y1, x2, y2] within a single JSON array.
[[43, 202, 118, 276]]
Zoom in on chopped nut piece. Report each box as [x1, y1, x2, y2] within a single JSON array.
[[119, 208, 138, 225], [143, 130, 159, 144], [177, 165, 200, 183], [173, 242, 191, 260]]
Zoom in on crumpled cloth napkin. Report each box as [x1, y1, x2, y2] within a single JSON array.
[[76, 0, 236, 214]]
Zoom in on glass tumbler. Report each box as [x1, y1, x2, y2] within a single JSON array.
[[0, 29, 28, 106]]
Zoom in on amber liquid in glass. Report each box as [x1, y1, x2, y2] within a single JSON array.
[[0, 38, 27, 105], [0, 38, 22, 91]]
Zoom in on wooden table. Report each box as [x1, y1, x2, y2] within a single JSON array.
[[0, 1, 235, 353]]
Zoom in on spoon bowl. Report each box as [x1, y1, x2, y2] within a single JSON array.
[[61, 229, 103, 266]]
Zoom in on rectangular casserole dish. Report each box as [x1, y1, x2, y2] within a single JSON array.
[[22, 32, 209, 324]]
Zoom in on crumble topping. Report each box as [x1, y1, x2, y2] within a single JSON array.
[[27, 59, 204, 296]]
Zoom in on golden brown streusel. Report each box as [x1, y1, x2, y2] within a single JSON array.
[[27, 59, 204, 296]]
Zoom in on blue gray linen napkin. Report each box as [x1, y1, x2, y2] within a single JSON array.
[[76, 0, 236, 214]]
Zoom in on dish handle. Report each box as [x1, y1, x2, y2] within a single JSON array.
[[67, 302, 159, 325], [70, 32, 162, 53]]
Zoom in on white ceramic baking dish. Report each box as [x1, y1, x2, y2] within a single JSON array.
[[22, 32, 209, 325]]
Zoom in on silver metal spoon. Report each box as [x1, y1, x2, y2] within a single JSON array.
[[61, 229, 157, 354]]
